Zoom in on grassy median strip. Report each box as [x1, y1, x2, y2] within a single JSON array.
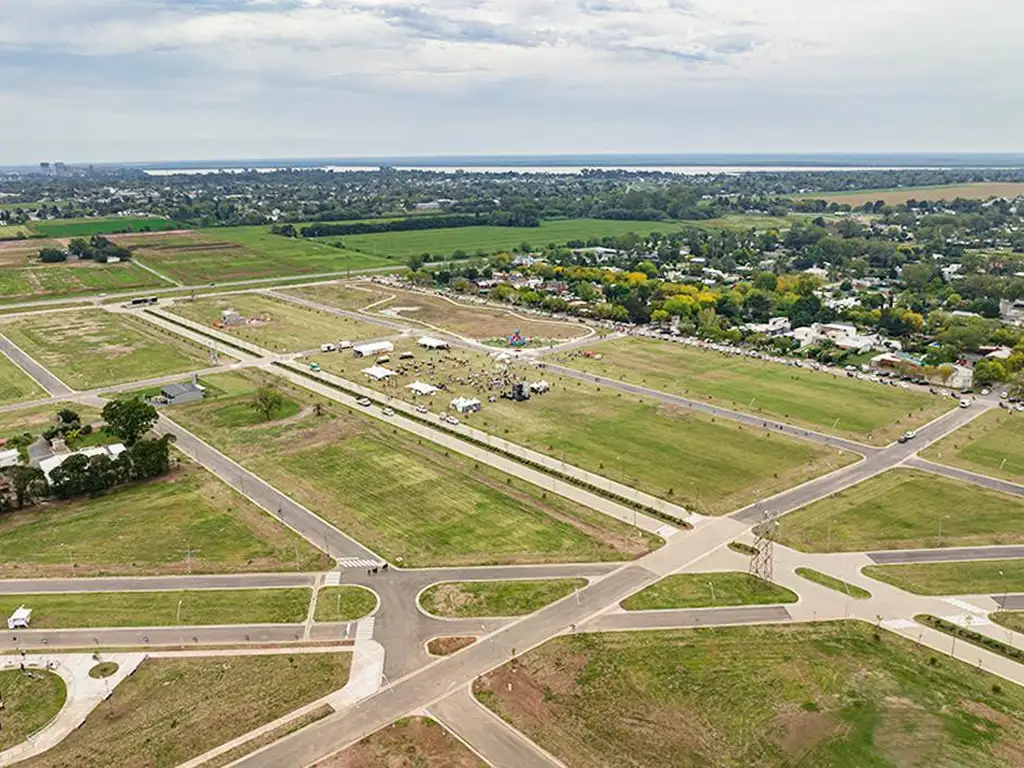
[[0, 589, 312, 628], [420, 579, 587, 618], [20, 654, 350, 768], [621, 571, 797, 611], [863, 559, 1024, 596], [0, 669, 67, 751], [795, 568, 871, 599], [314, 586, 377, 622], [916, 614, 1024, 666], [993, 612, 1024, 635]]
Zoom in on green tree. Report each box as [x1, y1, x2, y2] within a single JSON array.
[[973, 359, 1009, 386], [1, 465, 47, 509], [101, 398, 159, 446], [406, 253, 426, 271], [250, 387, 285, 421]]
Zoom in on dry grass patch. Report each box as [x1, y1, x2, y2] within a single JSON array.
[[316, 717, 485, 768]]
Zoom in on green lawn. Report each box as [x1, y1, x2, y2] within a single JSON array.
[[132, 227, 394, 285], [335, 218, 680, 259], [0, 350, 45, 404], [311, 340, 853, 514], [29, 217, 180, 238], [922, 410, 1024, 484], [0, 309, 211, 388], [0, 463, 329, 578], [20, 654, 349, 768], [0, 669, 67, 750], [621, 572, 796, 610], [475, 622, 1024, 767], [314, 586, 378, 622], [777, 469, 1024, 552], [0, 263, 164, 302], [560, 337, 949, 445], [992, 612, 1024, 635], [863, 559, 1024, 596], [419, 579, 587, 617], [281, 282, 389, 311], [166, 293, 386, 353], [795, 568, 871, 599], [169, 372, 658, 566], [0, 589, 312, 628]]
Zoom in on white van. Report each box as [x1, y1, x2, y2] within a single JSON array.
[[320, 343, 336, 353], [7, 605, 31, 629]]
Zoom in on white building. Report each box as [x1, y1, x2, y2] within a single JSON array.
[[0, 448, 20, 469], [353, 341, 394, 358], [38, 443, 127, 482]]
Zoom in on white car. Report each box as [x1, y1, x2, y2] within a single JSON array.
[[980, 389, 990, 396], [959, 399, 971, 409], [446, 415, 460, 426], [898, 430, 917, 443], [382, 407, 395, 417], [356, 397, 372, 407], [415, 405, 428, 414]]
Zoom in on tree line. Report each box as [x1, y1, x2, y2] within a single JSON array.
[[39, 235, 132, 264]]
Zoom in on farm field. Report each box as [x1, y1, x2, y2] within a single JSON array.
[[171, 372, 658, 566], [166, 293, 387, 353], [620, 572, 796, 610], [419, 579, 587, 617], [0, 462, 329, 578], [0, 309, 211, 388], [29, 216, 180, 238], [560, 337, 949, 445], [0, 588, 312, 628], [794, 182, 1024, 206], [317, 717, 485, 768], [310, 340, 854, 514], [0, 669, 67, 751], [474, 622, 1024, 768], [0, 263, 164, 302], [20, 654, 350, 768], [359, 284, 586, 342], [863, 559, 1024, 596], [334, 218, 680, 259], [314, 586, 378, 622], [0, 348, 45, 404], [126, 227, 394, 285], [776, 469, 1024, 553], [0, 224, 33, 239], [921, 409, 1024, 483]]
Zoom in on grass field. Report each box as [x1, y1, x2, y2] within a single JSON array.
[[794, 182, 1024, 206], [0, 263, 164, 303], [334, 219, 681, 259], [419, 579, 587, 617], [281, 282, 389, 311], [795, 568, 872, 599], [29, 217, 180, 238], [475, 622, 1024, 767], [310, 340, 853, 514], [127, 227, 394, 285], [621, 572, 796, 610], [560, 337, 949, 445], [992, 612, 1024, 635], [777, 469, 1024, 552], [0, 669, 66, 750], [922, 410, 1024, 484], [0, 462, 328, 578], [0, 309, 211, 388], [319, 717, 485, 768], [0, 588, 312, 628], [355, 284, 585, 342], [314, 586, 378, 622], [427, 636, 476, 656], [170, 371, 658, 566], [166, 293, 387, 353], [0, 349, 45, 404], [203, 705, 333, 768], [20, 654, 350, 768], [863, 559, 1024, 596], [0, 224, 33, 240]]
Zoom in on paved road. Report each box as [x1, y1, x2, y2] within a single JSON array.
[[906, 456, 1024, 497], [994, 595, 1024, 610], [0, 572, 317, 594], [586, 605, 793, 632], [0, 332, 74, 396], [867, 546, 1024, 565], [429, 687, 564, 768]]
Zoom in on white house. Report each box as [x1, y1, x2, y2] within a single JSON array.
[[38, 443, 127, 482], [353, 341, 394, 358]]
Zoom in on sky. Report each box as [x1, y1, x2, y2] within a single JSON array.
[[1, 0, 1021, 164]]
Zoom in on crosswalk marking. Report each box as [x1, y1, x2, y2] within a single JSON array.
[[943, 597, 988, 615], [655, 524, 680, 539], [335, 557, 381, 570], [940, 613, 993, 628], [355, 617, 375, 641]]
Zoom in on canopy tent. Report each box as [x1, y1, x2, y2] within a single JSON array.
[[361, 365, 397, 381], [407, 381, 439, 396]]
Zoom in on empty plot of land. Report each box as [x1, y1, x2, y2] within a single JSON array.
[[0, 462, 328, 578], [474, 622, 1024, 768], [795, 182, 1024, 206], [0, 349, 46, 404], [131, 227, 393, 284], [364, 286, 584, 343], [0, 309, 211, 388], [282, 282, 389, 311], [0, 669, 66, 751], [621, 572, 797, 610], [0, 588, 312, 628], [777, 469, 1024, 553], [336, 218, 677, 259], [0, 263, 164, 302], [863, 559, 1024, 596], [171, 372, 658, 566], [166, 293, 386, 353], [311, 341, 853, 514], [419, 579, 587, 617], [19, 654, 350, 768], [317, 717, 485, 768], [922, 409, 1024, 484], [561, 337, 948, 445]]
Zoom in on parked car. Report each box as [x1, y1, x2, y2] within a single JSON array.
[[898, 430, 917, 443]]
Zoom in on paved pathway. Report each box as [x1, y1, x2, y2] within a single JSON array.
[[906, 455, 1024, 497], [867, 546, 1024, 565], [0, 332, 74, 396]]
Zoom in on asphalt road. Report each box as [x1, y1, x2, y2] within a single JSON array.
[[867, 546, 1024, 565], [906, 456, 1024, 497], [586, 604, 793, 632], [0, 572, 318, 594], [0, 332, 74, 396]]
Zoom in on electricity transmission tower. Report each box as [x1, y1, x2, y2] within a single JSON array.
[[749, 510, 778, 582]]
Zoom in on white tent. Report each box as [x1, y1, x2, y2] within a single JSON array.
[[353, 341, 394, 357], [361, 365, 397, 381], [407, 381, 439, 396], [0, 448, 20, 469], [418, 336, 449, 350], [450, 396, 482, 414]]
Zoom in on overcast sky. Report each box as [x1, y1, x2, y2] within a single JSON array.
[[1, 0, 1020, 164]]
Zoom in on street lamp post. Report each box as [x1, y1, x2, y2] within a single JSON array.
[[708, 581, 716, 605]]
